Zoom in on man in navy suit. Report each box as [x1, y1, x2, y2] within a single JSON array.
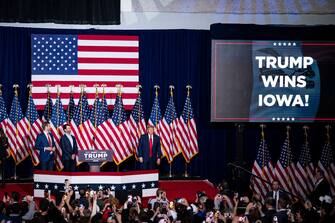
[[35, 122, 56, 171], [60, 124, 78, 172], [266, 180, 289, 211], [309, 167, 331, 207], [138, 125, 162, 170]]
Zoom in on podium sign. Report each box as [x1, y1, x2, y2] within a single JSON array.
[[78, 150, 112, 162]]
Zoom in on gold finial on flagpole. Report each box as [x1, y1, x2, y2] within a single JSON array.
[[101, 84, 107, 97], [56, 85, 61, 96], [169, 85, 174, 97], [13, 84, 19, 96], [186, 85, 192, 97], [154, 85, 160, 98], [79, 84, 86, 94], [260, 124, 266, 140], [27, 84, 33, 96], [69, 85, 74, 94], [116, 84, 123, 96], [136, 84, 142, 95], [93, 84, 99, 97], [286, 125, 291, 141], [45, 84, 51, 94], [303, 126, 309, 143]]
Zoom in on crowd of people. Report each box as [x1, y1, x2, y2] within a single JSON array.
[[1, 177, 335, 223]]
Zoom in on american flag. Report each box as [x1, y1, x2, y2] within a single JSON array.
[[318, 141, 335, 196], [251, 136, 275, 200], [110, 93, 133, 165], [70, 93, 94, 152], [66, 92, 75, 123], [90, 96, 103, 128], [275, 134, 297, 196], [50, 95, 67, 170], [91, 93, 113, 152], [176, 94, 198, 162], [295, 138, 314, 199], [6, 94, 29, 164], [101, 94, 108, 121], [26, 94, 43, 166], [129, 92, 146, 156], [91, 96, 112, 151], [160, 94, 180, 163], [148, 95, 162, 136], [31, 34, 139, 110], [42, 92, 53, 121]]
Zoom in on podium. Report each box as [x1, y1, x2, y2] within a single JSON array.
[[77, 150, 113, 172]]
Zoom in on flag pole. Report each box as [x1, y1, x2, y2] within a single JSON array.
[[27, 84, 33, 132], [93, 84, 99, 129], [325, 125, 331, 144], [116, 84, 123, 172], [13, 84, 19, 180], [154, 85, 160, 172], [56, 85, 61, 133], [303, 125, 309, 144], [286, 125, 292, 193], [260, 124, 266, 178], [101, 84, 107, 118], [45, 84, 51, 121], [68, 85, 74, 123], [99, 84, 108, 169], [184, 85, 192, 178], [168, 85, 175, 178], [134, 85, 142, 169], [153, 85, 160, 134], [79, 85, 85, 131], [26, 84, 33, 166]]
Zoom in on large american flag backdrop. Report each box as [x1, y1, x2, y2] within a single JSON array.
[[31, 34, 139, 110]]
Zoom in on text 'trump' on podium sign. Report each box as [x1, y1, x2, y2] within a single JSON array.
[[77, 150, 113, 162]]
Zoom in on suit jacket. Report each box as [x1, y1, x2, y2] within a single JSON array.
[[266, 190, 288, 201], [138, 133, 162, 162], [309, 178, 330, 206], [35, 132, 55, 162], [60, 134, 78, 161]]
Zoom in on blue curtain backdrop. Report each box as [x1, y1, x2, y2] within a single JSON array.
[[0, 26, 334, 186]]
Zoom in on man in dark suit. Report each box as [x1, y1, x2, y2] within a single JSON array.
[[309, 167, 330, 207], [60, 124, 78, 172], [35, 122, 56, 171], [266, 180, 289, 211], [137, 125, 162, 170]]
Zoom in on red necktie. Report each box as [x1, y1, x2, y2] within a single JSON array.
[[149, 135, 153, 157], [47, 133, 52, 146]]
